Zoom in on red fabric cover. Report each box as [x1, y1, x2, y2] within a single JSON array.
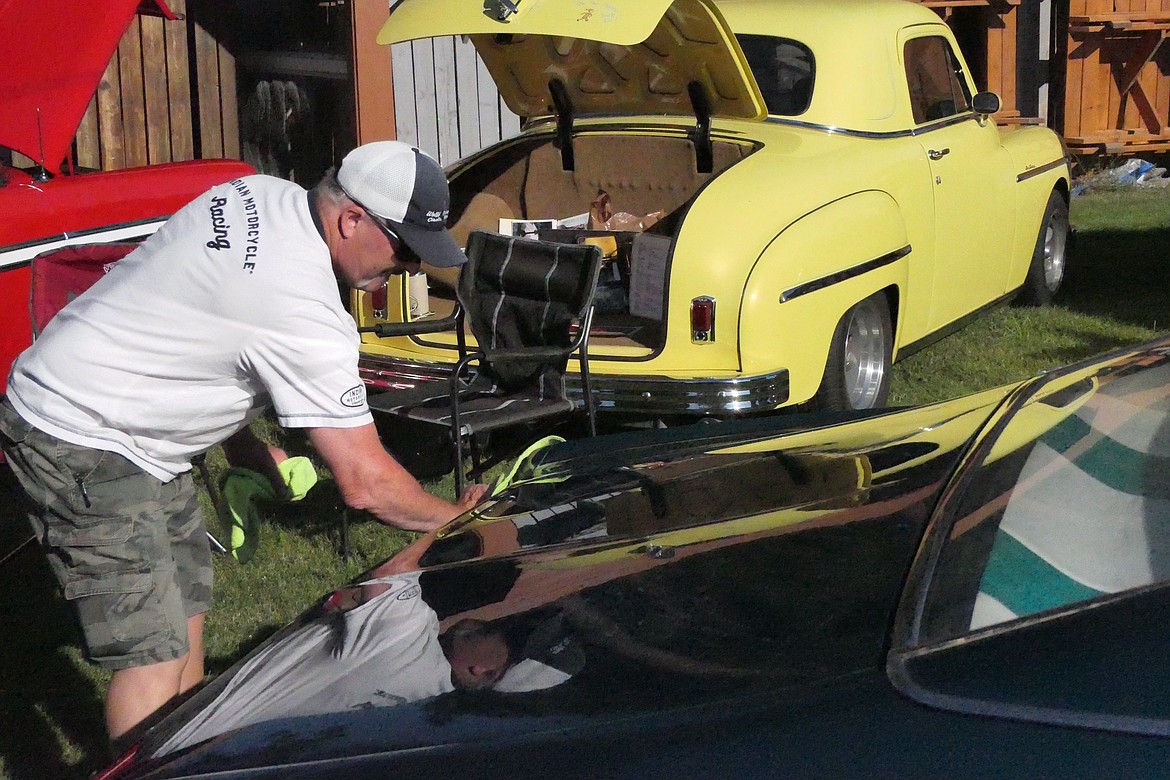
[[29, 243, 138, 337]]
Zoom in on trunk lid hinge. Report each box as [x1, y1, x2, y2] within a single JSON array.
[[549, 78, 575, 172], [688, 81, 713, 174]]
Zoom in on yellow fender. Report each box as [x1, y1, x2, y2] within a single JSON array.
[[739, 190, 911, 405]]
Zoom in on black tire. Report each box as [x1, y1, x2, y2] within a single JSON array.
[[1018, 190, 1069, 307], [811, 291, 893, 411]]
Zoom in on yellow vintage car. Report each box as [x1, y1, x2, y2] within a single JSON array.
[[354, 0, 1071, 418]]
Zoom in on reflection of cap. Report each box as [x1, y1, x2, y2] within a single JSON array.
[[336, 141, 467, 268], [494, 658, 571, 693], [494, 613, 584, 693]]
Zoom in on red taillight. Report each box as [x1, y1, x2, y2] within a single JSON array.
[[691, 296, 716, 343], [371, 283, 388, 319]]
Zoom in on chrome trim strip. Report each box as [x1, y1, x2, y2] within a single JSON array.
[[763, 111, 974, 139], [896, 288, 1016, 359], [781, 245, 911, 303], [530, 111, 974, 141], [1016, 156, 1071, 183], [0, 218, 167, 270], [586, 370, 789, 415], [359, 356, 790, 416], [887, 648, 1170, 739]]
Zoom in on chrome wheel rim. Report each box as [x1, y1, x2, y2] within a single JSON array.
[[1042, 206, 1069, 293], [843, 301, 887, 409]]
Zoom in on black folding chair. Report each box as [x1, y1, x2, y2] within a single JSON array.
[[363, 230, 603, 494]]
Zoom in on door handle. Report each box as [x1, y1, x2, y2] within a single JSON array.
[[928, 148, 950, 160]]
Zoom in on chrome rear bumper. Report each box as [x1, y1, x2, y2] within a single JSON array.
[[359, 355, 789, 416]]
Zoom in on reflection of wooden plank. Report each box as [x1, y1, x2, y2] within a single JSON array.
[[97, 55, 126, 170], [165, 0, 194, 162], [142, 14, 171, 163], [119, 18, 149, 168]]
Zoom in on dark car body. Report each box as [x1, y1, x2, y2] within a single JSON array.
[[0, 0, 253, 387], [103, 336, 1170, 778]]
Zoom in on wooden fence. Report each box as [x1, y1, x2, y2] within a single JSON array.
[[1057, 0, 1170, 154], [390, 37, 520, 168], [67, 0, 238, 173]]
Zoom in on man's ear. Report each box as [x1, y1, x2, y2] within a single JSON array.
[[338, 205, 364, 239]]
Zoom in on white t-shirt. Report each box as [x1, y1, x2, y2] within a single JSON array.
[[7, 175, 372, 480], [154, 574, 453, 754]]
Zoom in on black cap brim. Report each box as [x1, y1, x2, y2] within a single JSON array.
[[391, 220, 467, 268]]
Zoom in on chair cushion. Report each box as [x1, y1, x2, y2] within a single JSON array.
[[369, 382, 575, 435]]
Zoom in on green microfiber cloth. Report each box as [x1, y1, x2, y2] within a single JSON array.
[[221, 457, 319, 563], [280, 456, 318, 501], [490, 435, 565, 497]]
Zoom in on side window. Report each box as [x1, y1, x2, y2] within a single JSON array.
[[892, 356, 1170, 734], [918, 359, 1170, 645], [903, 36, 970, 124], [736, 35, 815, 116]]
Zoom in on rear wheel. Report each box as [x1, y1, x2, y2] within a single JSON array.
[[811, 291, 893, 411], [1018, 191, 1069, 307]]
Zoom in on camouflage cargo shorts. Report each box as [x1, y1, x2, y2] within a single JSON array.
[[0, 398, 212, 670]]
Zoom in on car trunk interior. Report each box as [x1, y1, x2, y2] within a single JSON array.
[[406, 131, 752, 353]]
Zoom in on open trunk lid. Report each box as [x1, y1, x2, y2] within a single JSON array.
[[378, 0, 767, 124]]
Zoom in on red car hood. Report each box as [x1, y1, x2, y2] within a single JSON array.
[[0, 0, 162, 167]]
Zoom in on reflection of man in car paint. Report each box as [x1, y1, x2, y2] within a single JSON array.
[[155, 572, 510, 753]]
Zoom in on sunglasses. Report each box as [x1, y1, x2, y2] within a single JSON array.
[[364, 209, 403, 249], [339, 183, 415, 256]]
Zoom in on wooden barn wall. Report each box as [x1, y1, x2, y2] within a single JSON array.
[[1057, 0, 1170, 154], [69, 0, 239, 173]]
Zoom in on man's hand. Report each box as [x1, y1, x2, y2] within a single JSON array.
[[457, 482, 489, 511], [308, 423, 484, 532], [221, 427, 289, 496]]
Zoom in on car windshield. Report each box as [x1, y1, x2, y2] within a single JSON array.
[[918, 347, 1170, 644], [735, 34, 814, 116]]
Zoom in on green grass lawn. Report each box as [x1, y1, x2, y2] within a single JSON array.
[[2, 187, 1169, 778], [891, 188, 1170, 405]]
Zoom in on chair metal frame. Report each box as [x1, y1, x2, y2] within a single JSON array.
[[363, 229, 603, 494]]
